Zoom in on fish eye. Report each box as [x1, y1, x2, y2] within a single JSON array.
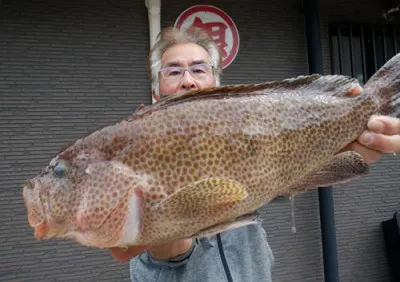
[[53, 163, 68, 178]]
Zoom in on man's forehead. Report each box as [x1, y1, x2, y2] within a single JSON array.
[[161, 43, 211, 67]]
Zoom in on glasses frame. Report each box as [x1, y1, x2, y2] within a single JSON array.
[[158, 63, 214, 81]]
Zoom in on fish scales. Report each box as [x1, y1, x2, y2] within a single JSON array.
[[109, 88, 373, 244], [22, 53, 400, 248]]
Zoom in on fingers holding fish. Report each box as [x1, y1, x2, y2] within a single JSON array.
[[358, 131, 400, 155], [342, 141, 382, 164], [367, 115, 400, 136], [356, 115, 400, 155]]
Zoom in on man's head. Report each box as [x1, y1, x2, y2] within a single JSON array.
[[148, 27, 222, 100]]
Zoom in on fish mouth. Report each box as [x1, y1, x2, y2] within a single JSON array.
[[32, 221, 65, 240], [23, 181, 44, 225], [23, 179, 56, 240], [34, 222, 50, 240]]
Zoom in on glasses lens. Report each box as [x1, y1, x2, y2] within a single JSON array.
[[189, 64, 211, 79], [161, 67, 183, 80], [160, 64, 212, 81]]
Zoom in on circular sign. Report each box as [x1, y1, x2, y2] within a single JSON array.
[[174, 5, 240, 69]]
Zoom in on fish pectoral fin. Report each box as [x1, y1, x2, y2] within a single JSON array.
[[191, 212, 261, 238], [154, 177, 248, 216], [282, 151, 369, 196]]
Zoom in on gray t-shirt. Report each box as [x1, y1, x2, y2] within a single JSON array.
[[129, 223, 274, 281]]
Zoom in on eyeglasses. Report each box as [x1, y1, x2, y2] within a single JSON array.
[[159, 63, 213, 81]]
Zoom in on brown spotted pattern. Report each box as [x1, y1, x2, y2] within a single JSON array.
[[89, 188, 134, 247], [22, 53, 400, 248], [127, 86, 379, 245]]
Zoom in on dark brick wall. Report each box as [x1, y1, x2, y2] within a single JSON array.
[[1, 0, 399, 281], [0, 0, 149, 281], [320, 1, 400, 281]]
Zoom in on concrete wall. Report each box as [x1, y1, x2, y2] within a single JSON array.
[[0, 0, 399, 281], [0, 0, 149, 281], [320, 1, 400, 281]]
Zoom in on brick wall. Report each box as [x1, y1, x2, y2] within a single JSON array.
[[320, 1, 400, 281], [1, 0, 399, 281], [0, 0, 149, 281]]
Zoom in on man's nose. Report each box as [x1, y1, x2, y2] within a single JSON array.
[[180, 70, 197, 90]]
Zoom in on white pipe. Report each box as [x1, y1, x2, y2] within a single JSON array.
[[145, 0, 161, 49], [145, 0, 161, 103]]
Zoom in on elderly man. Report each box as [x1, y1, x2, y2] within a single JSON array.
[[111, 27, 400, 281]]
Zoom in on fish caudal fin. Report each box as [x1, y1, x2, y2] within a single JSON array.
[[364, 52, 400, 117], [282, 151, 369, 196]]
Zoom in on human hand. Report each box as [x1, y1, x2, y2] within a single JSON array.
[[344, 115, 400, 164], [109, 245, 150, 262], [109, 238, 193, 262]]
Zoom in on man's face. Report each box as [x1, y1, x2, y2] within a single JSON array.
[[159, 43, 216, 97]]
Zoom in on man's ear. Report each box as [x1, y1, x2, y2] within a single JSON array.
[[152, 89, 160, 103]]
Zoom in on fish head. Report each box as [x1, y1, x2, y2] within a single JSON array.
[[22, 144, 143, 247]]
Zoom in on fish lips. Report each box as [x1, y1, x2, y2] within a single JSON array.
[[23, 179, 56, 240], [23, 180, 44, 225]]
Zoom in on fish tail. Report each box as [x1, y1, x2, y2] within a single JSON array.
[[364, 52, 400, 117]]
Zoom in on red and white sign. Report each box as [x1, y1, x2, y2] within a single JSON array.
[[174, 5, 240, 69]]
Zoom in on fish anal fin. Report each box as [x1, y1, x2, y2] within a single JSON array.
[[282, 151, 369, 196]]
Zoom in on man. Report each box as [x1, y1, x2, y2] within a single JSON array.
[[110, 27, 400, 281]]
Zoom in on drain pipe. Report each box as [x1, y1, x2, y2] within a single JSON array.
[[145, 0, 161, 49], [303, 1, 339, 282], [145, 0, 161, 103]]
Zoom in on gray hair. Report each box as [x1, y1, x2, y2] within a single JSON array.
[[147, 27, 222, 96]]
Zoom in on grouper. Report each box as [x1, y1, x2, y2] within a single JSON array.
[[22, 53, 400, 249]]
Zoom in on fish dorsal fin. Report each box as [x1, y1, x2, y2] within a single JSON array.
[[129, 74, 360, 121]]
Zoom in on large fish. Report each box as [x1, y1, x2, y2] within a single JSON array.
[[23, 53, 400, 249]]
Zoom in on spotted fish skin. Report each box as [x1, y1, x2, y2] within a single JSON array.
[[22, 53, 400, 248]]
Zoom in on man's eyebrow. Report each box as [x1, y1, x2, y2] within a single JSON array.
[[164, 61, 182, 67], [190, 60, 206, 66], [164, 60, 207, 67]]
